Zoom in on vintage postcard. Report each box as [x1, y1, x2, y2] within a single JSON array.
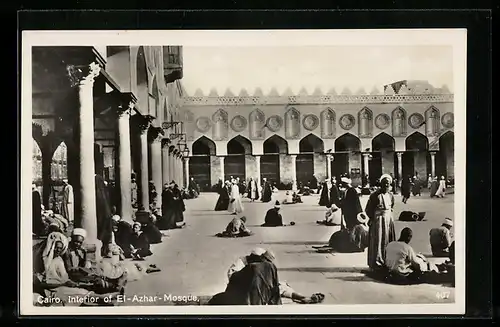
[[20, 29, 466, 315]]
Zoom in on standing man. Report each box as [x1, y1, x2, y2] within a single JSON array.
[[61, 179, 74, 225]]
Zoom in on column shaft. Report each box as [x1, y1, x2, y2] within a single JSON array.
[[150, 138, 162, 211], [327, 155, 332, 181], [219, 157, 225, 182], [363, 154, 370, 177], [290, 155, 297, 191], [117, 108, 133, 222], [161, 141, 170, 185], [139, 131, 150, 209], [397, 152, 403, 181], [430, 152, 436, 177], [255, 155, 261, 190], [184, 158, 190, 188]]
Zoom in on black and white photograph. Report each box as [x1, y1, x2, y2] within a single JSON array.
[[21, 29, 466, 315]]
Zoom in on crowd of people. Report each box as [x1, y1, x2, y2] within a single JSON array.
[[31, 172, 202, 307]]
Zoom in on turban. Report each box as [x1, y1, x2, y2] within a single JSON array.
[[250, 247, 266, 256], [72, 228, 87, 239], [379, 174, 393, 184], [111, 215, 121, 222], [274, 200, 281, 208], [443, 218, 453, 227], [357, 212, 369, 224], [341, 177, 352, 184]]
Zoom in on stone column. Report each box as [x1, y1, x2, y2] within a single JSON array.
[[67, 62, 101, 258], [362, 153, 370, 177], [137, 117, 151, 210], [430, 151, 436, 177], [178, 155, 185, 188], [116, 100, 134, 223], [290, 155, 297, 191], [184, 157, 190, 188], [219, 156, 225, 182], [396, 152, 403, 181], [326, 154, 333, 181], [255, 155, 261, 190], [149, 127, 164, 212], [161, 139, 171, 185], [168, 148, 175, 183]]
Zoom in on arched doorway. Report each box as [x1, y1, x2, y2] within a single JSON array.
[[189, 136, 216, 192], [225, 135, 252, 182], [334, 133, 361, 183], [50, 142, 68, 213], [436, 131, 454, 181], [33, 138, 43, 184], [370, 133, 396, 185], [261, 135, 288, 184], [404, 132, 429, 181], [136, 46, 149, 114], [297, 133, 324, 188]]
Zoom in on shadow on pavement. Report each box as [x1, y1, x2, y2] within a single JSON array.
[[253, 241, 326, 245], [278, 267, 368, 273]]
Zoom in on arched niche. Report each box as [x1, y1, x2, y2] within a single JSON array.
[[263, 134, 289, 154], [51, 141, 68, 181], [403, 131, 430, 180], [136, 46, 149, 114], [299, 133, 325, 153], [212, 109, 229, 141], [320, 107, 336, 139], [249, 109, 266, 140], [425, 106, 440, 137], [358, 107, 373, 138], [335, 133, 361, 152], [392, 106, 407, 137], [32, 138, 43, 182], [192, 136, 216, 156], [285, 107, 301, 139], [227, 135, 253, 155], [372, 132, 395, 152]]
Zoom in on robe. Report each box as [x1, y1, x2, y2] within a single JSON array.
[[261, 182, 272, 203], [435, 180, 447, 197], [247, 180, 259, 200], [365, 190, 397, 270], [401, 177, 412, 198], [60, 184, 74, 224], [159, 189, 175, 229], [341, 187, 363, 230], [130, 232, 152, 258], [411, 177, 421, 196], [228, 184, 244, 214], [318, 182, 330, 206], [214, 183, 230, 211], [113, 221, 133, 258], [32, 190, 44, 235], [327, 224, 369, 253], [430, 180, 439, 197], [329, 184, 341, 208], [262, 208, 283, 227], [172, 188, 186, 223]]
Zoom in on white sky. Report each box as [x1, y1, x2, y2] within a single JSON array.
[[182, 45, 453, 96]]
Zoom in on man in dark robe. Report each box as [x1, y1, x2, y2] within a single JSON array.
[[161, 181, 184, 229], [340, 177, 363, 230], [172, 183, 186, 227], [401, 175, 412, 203], [262, 201, 284, 227], [111, 215, 133, 258], [261, 178, 272, 203], [159, 183, 174, 229], [329, 179, 341, 208], [188, 177, 200, 198], [390, 173, 397, 194], [32, 184, 44, 236], [318, 181, 330, 206], [215, 180, 230, 211], [95, 174, 113, 247], [429, 177, 439, 198]]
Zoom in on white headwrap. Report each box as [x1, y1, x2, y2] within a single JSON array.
[[443, 218, 453, 227], [111, 215, 121, 222], [341, 177, 352, 184], [72, 228, 87, 239], [379, 174, 393, 184], [42, 232, 69, 273], [250, 247, 266, 256]]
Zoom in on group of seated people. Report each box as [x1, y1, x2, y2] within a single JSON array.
[[209, 248, 325, 305], [33, 227, 161, 307], [216, 201, 295, 237], [282, 191, 302, 204]]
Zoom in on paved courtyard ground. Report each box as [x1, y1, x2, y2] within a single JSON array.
[[123, 190, 455, 306]]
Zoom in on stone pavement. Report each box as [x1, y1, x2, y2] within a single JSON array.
[[123, 190, 455, 306]]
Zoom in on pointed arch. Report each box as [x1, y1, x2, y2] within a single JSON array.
[[358, 106, 373, 138], [32, 138, 43, 182], [299, 133, 325, 153], [335, 133, 361, 152], [372, 132, 395, 151], [391, 106, 407, 136], [249, 108, 266, 139], [320, 107, 336, 138], [51, 141, 68, 181], [425, 106, 440, 137], [227, 135, 253, 155], [405, 131, 429, 151], [437, 131, 454, 179], [136, 46, 149, 114], [263, 134, 289, 154], [212, 109, 229, 141], [285, 107, 301, 139], [192, 136, 216, 156]]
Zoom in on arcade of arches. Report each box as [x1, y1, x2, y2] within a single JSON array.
[[187, 132, 455, 191]]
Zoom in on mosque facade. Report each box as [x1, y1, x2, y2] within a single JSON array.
[[32, 45, 188, 249], [181, 81, 455, 191]]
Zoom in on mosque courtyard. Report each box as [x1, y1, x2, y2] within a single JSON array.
[[123, 190, 456, 306]]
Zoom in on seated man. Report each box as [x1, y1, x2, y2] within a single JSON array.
[[64, 228, 94, 282], [316, 203, 340, 226], [282, 191, 294, 204], [217, 216, 253, 238], [429, 218, 453, 257], [262, 201, 285, 227], [292, 192, 302, 203], [224, 248, 325, 304], [314, 213, 369, 253], [385, 227, 436, 283]]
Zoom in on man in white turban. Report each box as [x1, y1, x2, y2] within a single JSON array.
[[429, 218, 454, 257], [64, 228, 93, 281]]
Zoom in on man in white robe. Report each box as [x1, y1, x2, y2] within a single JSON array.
[[61, 179, 74, 224], [228, 179, 244, 215]]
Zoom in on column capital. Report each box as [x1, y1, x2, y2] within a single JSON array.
[[290, 154, 297, 159], [429, 151, 437, 155], [396, 151, 404, 157], [66, 62, 101, 87], [149, 126, 164, 143], [116, 92, 137, 117], [132, 114, 154, 135]]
